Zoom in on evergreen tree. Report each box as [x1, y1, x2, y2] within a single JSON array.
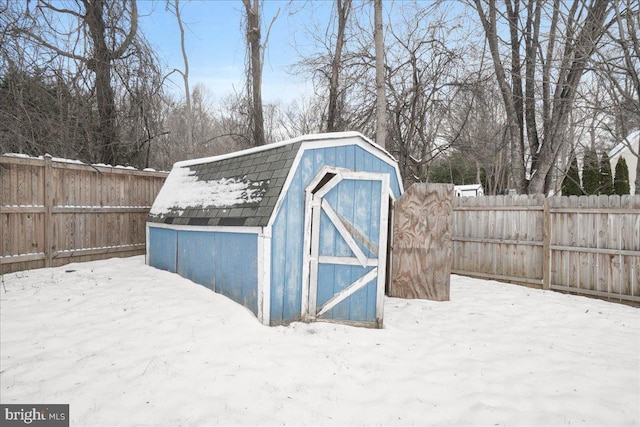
[[562, 153, 582, 196], [582, 148, 600, 195], [614, 158, 630, 195], [599, 150, 614, 195]]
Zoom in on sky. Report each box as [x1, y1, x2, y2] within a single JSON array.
[[138, 1, 336, 103]]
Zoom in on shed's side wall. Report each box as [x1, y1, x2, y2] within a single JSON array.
[[148, 227, 259, 316], [149, 227, 177, 273], [269, 145, 402, 325], [177, 230, 216, 289], [209, 232, 258, 315]]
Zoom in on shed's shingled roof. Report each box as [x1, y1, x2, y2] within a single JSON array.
[[148, 140, 302, 227]]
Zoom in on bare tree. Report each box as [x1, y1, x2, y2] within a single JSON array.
[[373, 0, 386, 149], [326, 0, 352, 132], [242, 0, 279, 147], [114, 35, 166, 168], [12, 0, 139, 165], [274, 96, 324, 139], [472, 0, 613, 194], [2, 4, 88, 159], [594, 0, 640, 193], [289, 0, 366, 133], [167, 0, 193, 151], [384, 3, 466, 183], [446, 77, 511, 195]]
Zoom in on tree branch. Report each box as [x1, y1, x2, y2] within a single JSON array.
[[13, 27, 87, 62], [111, 0, 138, 59], [39, 0, 84, 20]]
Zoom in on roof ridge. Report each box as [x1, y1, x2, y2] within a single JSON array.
[[172, 131, 397, 169], [174, 131, 363, 168]]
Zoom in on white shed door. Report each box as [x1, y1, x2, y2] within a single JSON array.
[[302, 168, 390, 328]]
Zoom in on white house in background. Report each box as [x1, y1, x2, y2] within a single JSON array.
[[609, 130, 639, 195], [454, 184, 484, 197]]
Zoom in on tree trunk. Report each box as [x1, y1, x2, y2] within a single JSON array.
[[326, 0, 351, 132], [243, 0, 265, 146], [474, 0, 611, 195], [374, 0, 386, 149], [174, 0, 193, 151], [524, 0, 542, 165], [473, 0, 527, 193], [85, 0, 118, 165], [528, 0, 611, 194], [636, 152, 640, 195]]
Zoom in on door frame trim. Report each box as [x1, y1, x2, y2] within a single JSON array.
[[300, 166, 390, 326]]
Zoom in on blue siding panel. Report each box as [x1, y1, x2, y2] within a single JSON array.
[[270, 211, 287, 324], [177, 231, 215, 289], [150, 228, 258, 317], [335, 178, 355, 256], [332, 264, 352, 320], [213, 232, 259, 316], [325, 146, 336, 167], [148, 227, 177, 273], [283, 164, 304, 322], [318, 210, 335, 256], [349, 278, 376, 321], [354, 145, 365, 171], [317, 265, 376, 322], [354, 179, 375, 257], [316, 264, 335, 313], [363, 281, 379, 321]]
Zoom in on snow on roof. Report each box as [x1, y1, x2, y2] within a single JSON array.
[[148, 139, 301, 227], [150, 166, 266, 217]]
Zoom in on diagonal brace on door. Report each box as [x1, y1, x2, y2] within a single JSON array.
[[316, 268, 378, 318], [321, 199, 369, 267], [332, 210, 378, 257]]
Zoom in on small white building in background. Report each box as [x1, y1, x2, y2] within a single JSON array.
[[455, 184, 484, 197], [609, 130, 639, 195]]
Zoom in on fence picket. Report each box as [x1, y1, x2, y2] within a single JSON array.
[[453, 194, 640, 303], [1, 155, 167, 274]]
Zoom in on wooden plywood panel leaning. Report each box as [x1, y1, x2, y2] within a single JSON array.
[[389, 183, 453, 301]]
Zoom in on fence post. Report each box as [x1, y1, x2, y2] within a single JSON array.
[[542, 197, 550, 290], [44, 154, 53, 268]]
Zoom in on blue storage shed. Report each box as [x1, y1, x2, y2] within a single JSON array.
[[146, 132, 403, 327]]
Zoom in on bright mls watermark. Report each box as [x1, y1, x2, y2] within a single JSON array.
[[1, 404, 69, 427]]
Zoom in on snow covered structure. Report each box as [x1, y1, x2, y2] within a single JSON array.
[[454, 184, 484, 197], [146, 132, 403, 327], [609, 130, 639, 195]]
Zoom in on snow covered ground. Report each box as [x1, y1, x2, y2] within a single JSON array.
[[1, 256, 638, 427]]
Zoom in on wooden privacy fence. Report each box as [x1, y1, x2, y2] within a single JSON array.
[[452, 195, 640, 303], [1, 154, 167, 274]]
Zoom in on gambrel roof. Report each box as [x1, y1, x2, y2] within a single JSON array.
[[148, 140, 302, 227], [148, 132, 398, 228]]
